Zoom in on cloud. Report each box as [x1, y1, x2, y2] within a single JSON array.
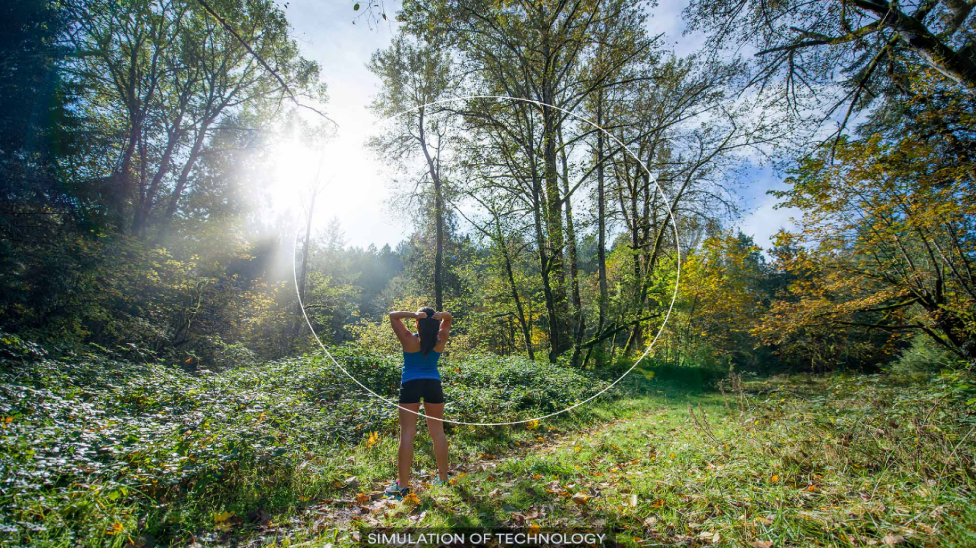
[[738, 183, 800, 253]]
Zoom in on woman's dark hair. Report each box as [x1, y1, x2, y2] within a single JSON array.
[[417, 307, 439, 356]]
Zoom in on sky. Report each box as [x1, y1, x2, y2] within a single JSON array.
[[272, 0, 799, 252]]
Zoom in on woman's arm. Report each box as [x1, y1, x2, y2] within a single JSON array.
[[389, 310, 423, 346], [390, 311, 424, 320], [433, 311, 452, 345]]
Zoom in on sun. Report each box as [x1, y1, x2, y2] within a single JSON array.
[[269, 138, 324, 217]]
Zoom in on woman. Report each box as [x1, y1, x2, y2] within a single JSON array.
[[384, 307, 452, 499]]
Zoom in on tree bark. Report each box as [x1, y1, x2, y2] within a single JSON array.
[[559, 125, 585, 367], [417, 107, 444, 310]]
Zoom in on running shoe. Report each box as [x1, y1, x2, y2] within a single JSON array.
[[383, 480, 410, 499]]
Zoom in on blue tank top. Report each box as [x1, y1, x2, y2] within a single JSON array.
[[401, 348, 442, 383]]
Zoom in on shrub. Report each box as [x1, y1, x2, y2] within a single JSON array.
[[888, 335, 957, 375]]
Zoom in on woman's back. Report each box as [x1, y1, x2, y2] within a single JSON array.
[[402, 346, 441, 383]]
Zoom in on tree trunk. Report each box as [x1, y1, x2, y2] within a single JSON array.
[[113, 116, 142, 231], [499, 224, 535, 360], [585, 97, 609, 369], [417, 107, 444, 310], [155, 117, 211, 240], [133, 121, 182, 237], [541, 94, 571, 361], [559, 125, 585, 367]]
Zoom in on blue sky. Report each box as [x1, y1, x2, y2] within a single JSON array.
[[274, 0, 798, 252]]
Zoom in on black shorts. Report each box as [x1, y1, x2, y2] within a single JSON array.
[[399, 379, 445, 404]]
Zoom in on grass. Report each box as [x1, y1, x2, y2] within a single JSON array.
[[1, 339, 974, 547], [242, 373, 976, 548]]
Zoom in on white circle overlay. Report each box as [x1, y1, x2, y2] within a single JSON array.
[[293, 95, 681, 426]]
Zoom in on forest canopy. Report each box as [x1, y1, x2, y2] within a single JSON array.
[[0, 0, 973, 373]]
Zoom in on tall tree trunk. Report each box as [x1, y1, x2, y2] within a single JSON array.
[[417, 107, 444, 310], [498, 221, 534, 360], [531, 171, 561, 362], [297, 188, 317, 306], [433, 176, 444, 311], [113, 116, 142, 231], [541, 90, 571, 361], [156, 117, 211, 240], [294, 185, 318, 348], [133, 121, 182, 237], [559, 125, 585, 367], [585, 96, 609, 369]]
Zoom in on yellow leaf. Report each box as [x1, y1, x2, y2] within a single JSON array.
[[571, 492, 590, 505], [366, 431, 379, 448], [532, 474, 543, 480], [214, 511, 234, 523], [402, 492, 420, 505], [770, 474, 779, 483], [574, 446, 581, 452], [651, 498, 665, 508], [528, 524, 540, 534], [526, 419, 540, 430]]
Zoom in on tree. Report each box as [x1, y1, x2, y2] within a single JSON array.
[[64, 0, 324, 237], [757, 71, 976, 365], [367, 34, 460, 310], [401, 0, 659, 361], [686, 0, 976, 139], [663, 232, 771, 369]]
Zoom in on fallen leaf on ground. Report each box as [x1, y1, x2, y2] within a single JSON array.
[[214, 511, 234, 523], [402, 492, 420, 505], [883, 534, 905, 546]]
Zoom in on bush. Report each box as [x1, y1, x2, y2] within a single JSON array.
[[888, 335, 957, 375]]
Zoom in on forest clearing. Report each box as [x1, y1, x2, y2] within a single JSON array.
[[2, 0, 975, 546], [2, 343, 974, 546]]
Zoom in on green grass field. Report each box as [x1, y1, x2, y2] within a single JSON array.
[[2, 347, 975, 547], [241, 374, 976, 548]]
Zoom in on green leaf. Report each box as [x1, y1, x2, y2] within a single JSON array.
[[353, 2, 360, 10]]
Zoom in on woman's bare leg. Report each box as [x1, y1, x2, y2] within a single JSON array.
[[424, 403, 449, 482], [397, 403, 421, 488]]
